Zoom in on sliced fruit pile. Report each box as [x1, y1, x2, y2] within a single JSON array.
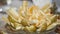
[[2, 1, 59, 32]]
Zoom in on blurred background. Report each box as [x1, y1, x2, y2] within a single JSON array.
[[0, 0, 60, 14], [0, 0, 60, 13], [0, 0, 33, 19], [0, 0, 32, 12]]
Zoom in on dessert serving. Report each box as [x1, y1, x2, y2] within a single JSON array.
[[2, 0, 60, 33]]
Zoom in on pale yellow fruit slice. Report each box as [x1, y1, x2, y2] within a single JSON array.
[[47, 15, 57, 26], [8, 15, 22, 23], [26, 25, 36, 32], [21, 19, 28, 26], [38, 10, 50, 22], [14, 23, 22, 30], [23, 1, 28, 8], [47, 23, 58, 30], [2, 16, 10, 24], [37, 22, 47, 32], [6, 8, 19, 20]]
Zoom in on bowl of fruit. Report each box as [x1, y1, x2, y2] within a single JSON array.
[[2, 1, 60, 34]]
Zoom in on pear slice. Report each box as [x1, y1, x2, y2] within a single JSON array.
[[37, 22, 47, 32], [47, 23, 58, 30], [6, 8, 19, 20], [2, 16, 10, 24], [23, 1, 28, 9], [14, 23, 22, 30], [8, 15, 22, 23], [26, 25, 36, 32], [38, 10, 50, 22], [51, 15, 57, 23]]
